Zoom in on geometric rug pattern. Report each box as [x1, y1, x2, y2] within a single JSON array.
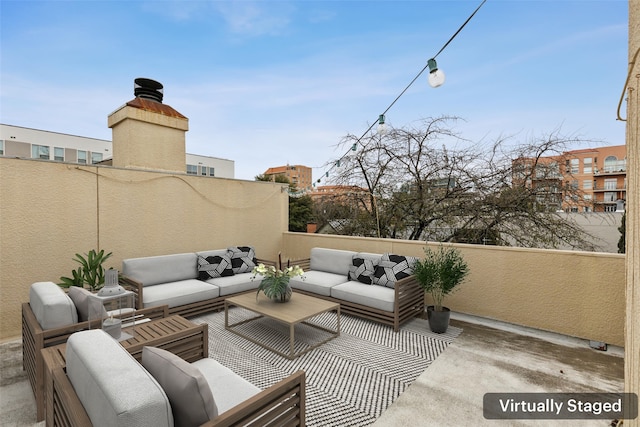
[[193, 307, 461, 427]]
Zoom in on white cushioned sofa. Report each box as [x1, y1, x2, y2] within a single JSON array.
[[288, 248, 425, 331], [121, 246, 275, 318], [22, 281, 168, 421], [49, 329, 305, 427]]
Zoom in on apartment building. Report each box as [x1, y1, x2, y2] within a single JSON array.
[[0, 124, 234, 179], [263, 164, 312, 192], [513, 144, 626, 213]]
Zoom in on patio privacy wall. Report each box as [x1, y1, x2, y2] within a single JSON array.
[[283, 232, 625, 347], [0, 157, 289, 340]]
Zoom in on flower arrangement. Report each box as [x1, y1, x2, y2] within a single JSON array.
[[252, 263, 304, 302]]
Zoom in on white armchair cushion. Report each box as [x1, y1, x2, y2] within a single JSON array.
[[67, 287, 108, 322], [66, 330, 173, 427], [122, 253, 198, 287], [142, 347, 218, 427], [29, 282, 78, 330]]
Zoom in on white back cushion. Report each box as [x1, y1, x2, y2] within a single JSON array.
[[122, 253, 198, 287], [66, 330, 173, 427], [29, 282, 78, 330], [310, 248, 357, 276]]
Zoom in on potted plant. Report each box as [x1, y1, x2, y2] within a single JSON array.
[[58, 249, 113, 291], [251, 263, 305, 303], [413, 245, 469, 333]]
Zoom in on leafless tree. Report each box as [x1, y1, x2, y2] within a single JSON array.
[[319, 116, 600, 251]]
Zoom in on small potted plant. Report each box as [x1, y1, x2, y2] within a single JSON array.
[[58, 249, 113, 291], [251, 263, 305, 303], [413, 245, 469, 333]]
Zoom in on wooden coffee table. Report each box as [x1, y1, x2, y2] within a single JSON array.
[[40, 315, 207, 425], [225, 292, 340, 359]]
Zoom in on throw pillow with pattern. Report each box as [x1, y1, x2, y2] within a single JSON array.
[[227, 246, 257, 274], [348, 255, 379, 285], [198, 254, 234, 280], [373, 253, 418, 288]]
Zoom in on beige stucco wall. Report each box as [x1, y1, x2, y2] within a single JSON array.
[[0, 157, 288, 340], [283, 232, 625, 347]]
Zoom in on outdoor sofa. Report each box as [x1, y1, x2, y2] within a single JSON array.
[[120, 246, 276, 318], [22, 281, 169, 420], [288, 247, 425, 331], [48, 329, 306, 426]]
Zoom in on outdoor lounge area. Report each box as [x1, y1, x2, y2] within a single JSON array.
[[1, 5, 638, 422], [1, 312, 625, 426]]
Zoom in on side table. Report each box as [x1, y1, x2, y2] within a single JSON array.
[[40, 315, 208, 425]]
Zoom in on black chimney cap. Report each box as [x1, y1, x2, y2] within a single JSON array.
[[134, 78, 164, 103]]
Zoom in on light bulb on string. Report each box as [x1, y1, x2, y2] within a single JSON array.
[[377, 114, 387, 135], [427, 58, 445, 88]]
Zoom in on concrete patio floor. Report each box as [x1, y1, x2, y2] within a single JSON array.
[[0, 313, 624, 427]]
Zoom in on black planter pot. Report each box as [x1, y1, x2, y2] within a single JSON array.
[[426, 306, 450, 334]]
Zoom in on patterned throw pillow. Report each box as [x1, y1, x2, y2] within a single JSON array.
[[226, 246, 257, 274], [348, 255, 379, 285], [372, 253, 418, 288], [198, 254, 234, 280]]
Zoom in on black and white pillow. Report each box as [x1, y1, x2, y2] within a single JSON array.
[[348, 255, 379, 285], [227, 246, 257, 274], [198, 254, 234, 280], [373, 253, 418, 288]]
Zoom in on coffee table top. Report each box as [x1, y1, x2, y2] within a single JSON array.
[[226, 291, 339, 324]]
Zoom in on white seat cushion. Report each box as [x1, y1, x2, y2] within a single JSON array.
[[205, 273, 258, 296], [191, 358, 260, 414], [289, 271, 348, 297], [29, 282, 78, 330], [330, 281, 395, 312], [142, 279, 220, 309], [66, 330, 173, 427]]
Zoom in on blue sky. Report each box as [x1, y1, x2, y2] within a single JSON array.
[[0, 0, 628, 181]]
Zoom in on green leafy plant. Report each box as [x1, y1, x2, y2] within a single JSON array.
[[252, 263, 304, 302], [413, 245, 469, 311], [58, 249, 113, 291]]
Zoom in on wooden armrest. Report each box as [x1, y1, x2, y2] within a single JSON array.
[[119, 275, 143, 309], [285, 258, 311, 271], [202, 370, 306, 427], [51, 366, 92, 427], [256, 258, 277, 268]]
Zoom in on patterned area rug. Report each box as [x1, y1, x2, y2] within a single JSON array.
[[193, 307, 461, 427]]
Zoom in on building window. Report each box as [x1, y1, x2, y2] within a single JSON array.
[[604, 205, 617, 212], [187, 164, 197, 175], [583, 206, 592, 212], [209, 167, 215, 177], [201, 166, 207, 176], [0, 140, 4, 155], [583, 157, 592, 174], [570, 158, 579, 174], [604, 179, 617, 190], [77, 150, 87, 164], [583, 180, 592, 190], [604, 192, 617, 202], [32, 144, 50, 159], [583, 194, 592, 201], [54, 147, 64, 161], [91, 152, 103, 164]]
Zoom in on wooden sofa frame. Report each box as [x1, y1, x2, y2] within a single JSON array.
[[120, 258, 277, 319], [22, 301, 168, 420], [289, 258, 425, 332], [49, 363, 306, 427]]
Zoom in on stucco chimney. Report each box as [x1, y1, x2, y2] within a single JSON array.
[[108, 78, 188, 173]]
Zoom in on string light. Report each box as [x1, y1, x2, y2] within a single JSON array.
[[314, 0, 487, 186]]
